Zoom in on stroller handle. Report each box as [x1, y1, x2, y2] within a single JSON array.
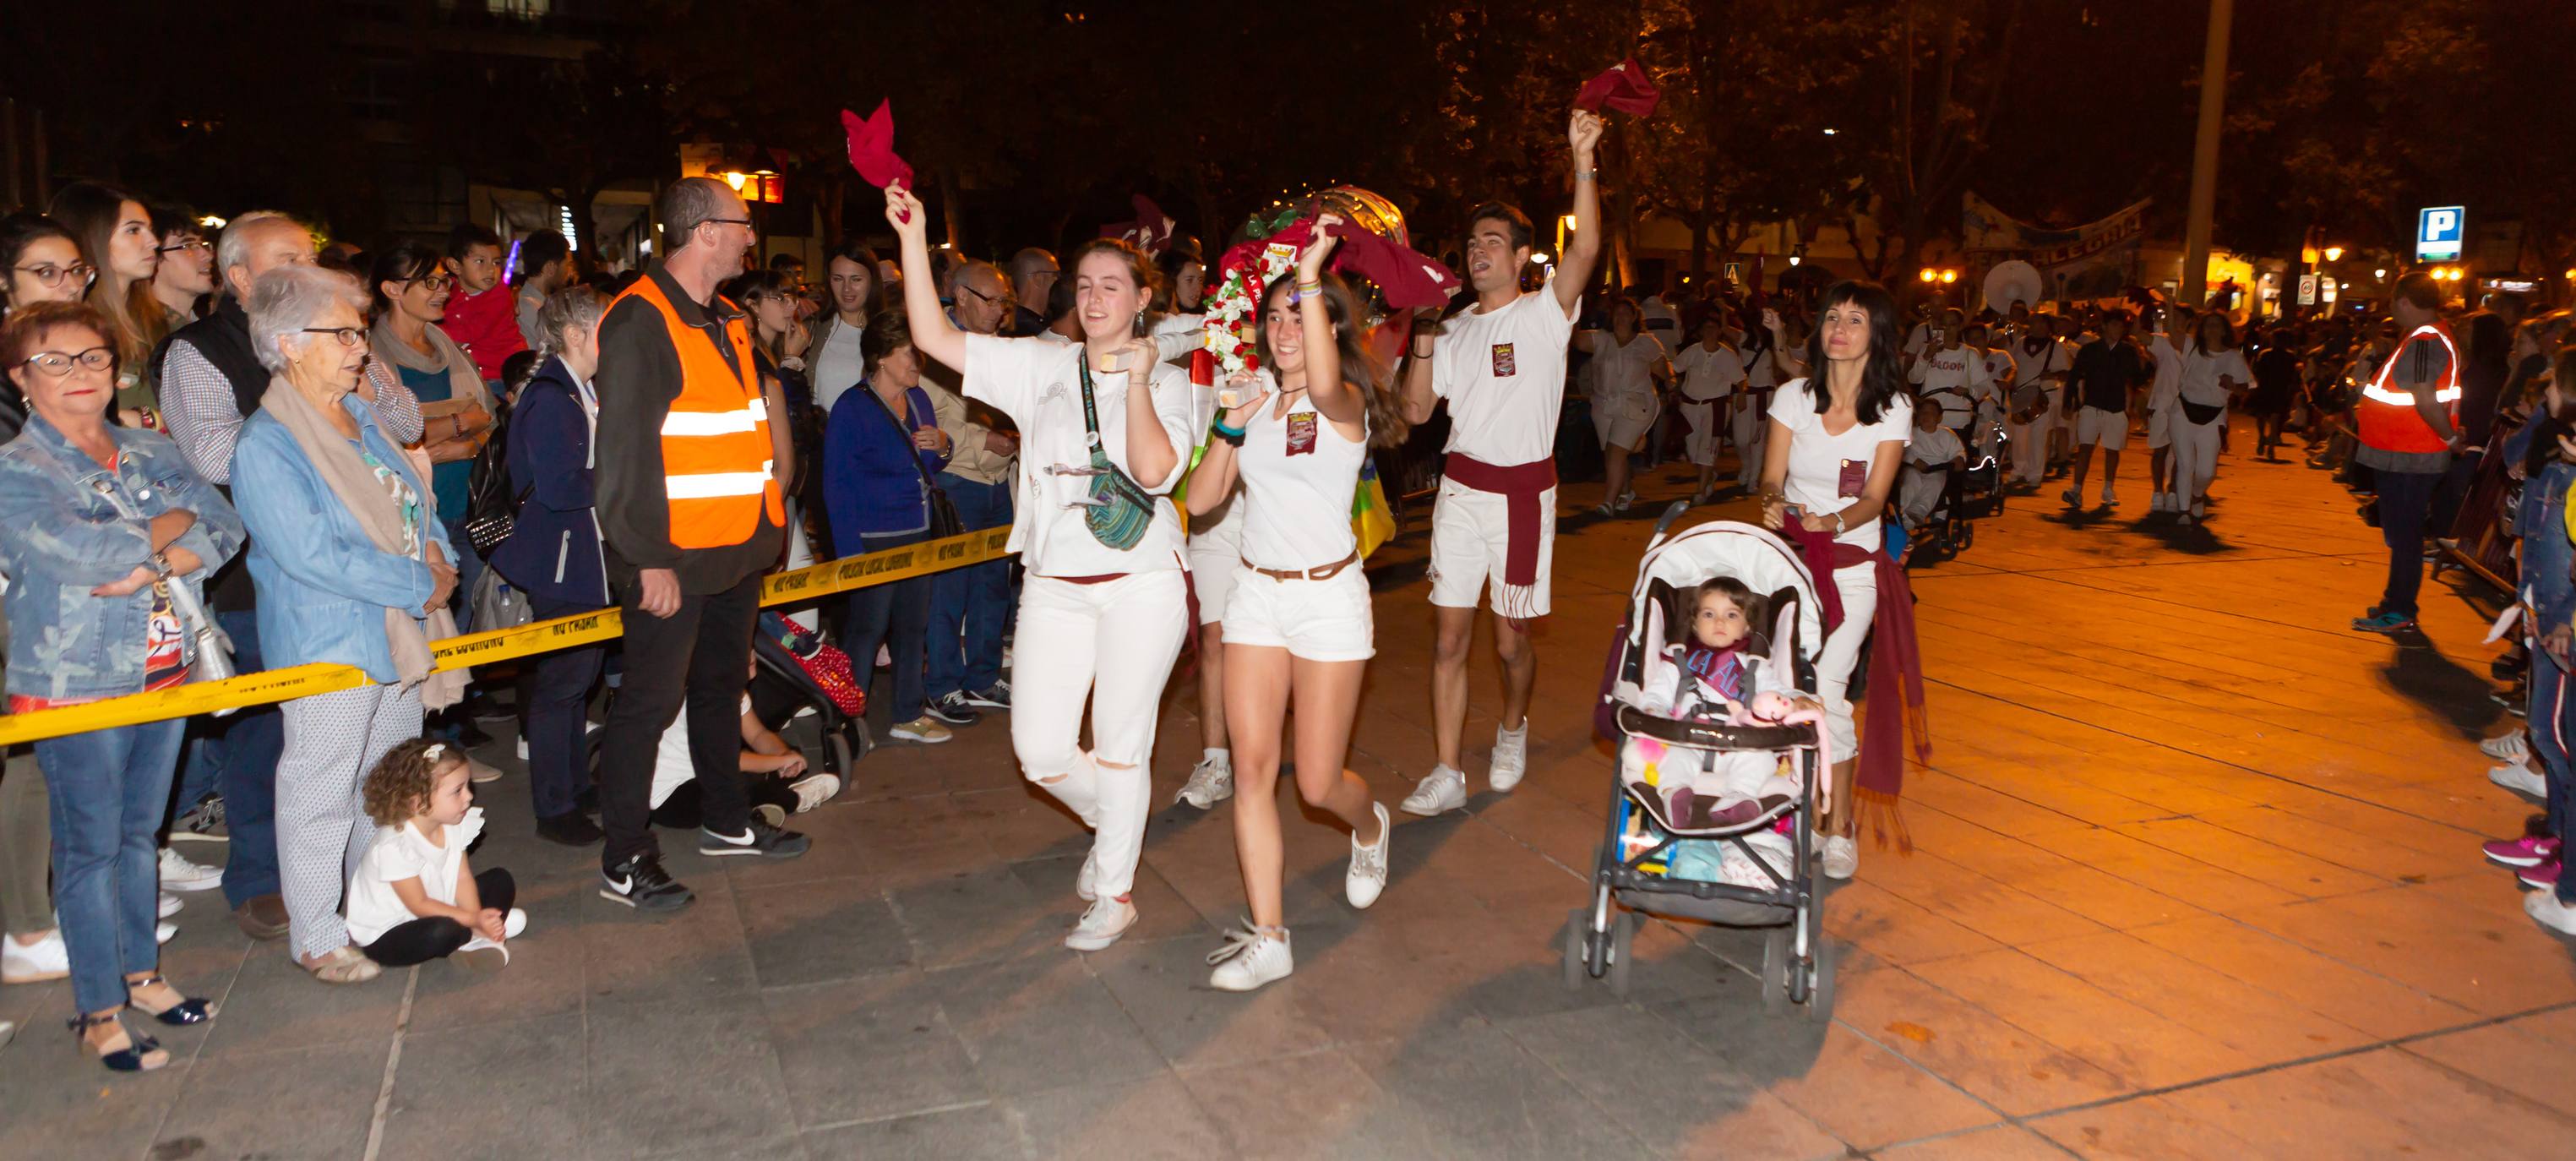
[[1615, 705, 1819, 752], [1651, 499, 1694, 539]]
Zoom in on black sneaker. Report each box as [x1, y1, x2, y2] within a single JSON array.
[[170, 793, 227, 843], [599, 853, 694, 912], [961, 681, 1012, 711], [699, 815, 811, 859], [536, 811, 605, 848], [924, 694, 981, 727]]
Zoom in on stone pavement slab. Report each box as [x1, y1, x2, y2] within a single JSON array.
[[5, 422, 2574, 1159]]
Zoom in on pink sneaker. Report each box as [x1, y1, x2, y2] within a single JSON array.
[[2484, 835, 2562, 869], [2519, 859, 2562, 890]]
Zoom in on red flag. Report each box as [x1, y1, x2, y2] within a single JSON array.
[[1575, 58, 1660, 118], [1323, 220, 1461, 312], [838, 101, 914, 190], [1101, 194, 1178, 256]]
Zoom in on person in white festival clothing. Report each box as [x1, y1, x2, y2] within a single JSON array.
[[1184, 219, 1409, 992], [1736, 307, 1803, 492], [1757, 281, 1914, 881], [1669, 313, 1747, 504], [2004, 313, 2067, 488], [1397, 107, 1606, 817], [1576, 296, 1671, 515], [883, 185, 1195, 954], [2166, 311, 2248, 523]]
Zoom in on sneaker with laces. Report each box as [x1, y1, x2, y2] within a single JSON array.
[[169, 794, 226, 842], [157, 893, 182, 919], [599, 853, 694, 912], [2524, 890, 2576, 936], [1206, 923, 1294, 991], [2061, 488, 2081, 507], [924, 694, 981, 726], [2492, 760, 2547, 798], [890, 716, 954, 744], [1347, 803, 1391, 909], [0, 929, 68, 984], [787, 773, 841, 813], [2484, 834, 2561, 868], [700, 815, 812, 859], [1065, 896, 1136, 951], [1490, 722, 1529, 793], [1400, 764, 1468, 816], [2350, 609, 2415, 634], [1076, 849, 1099, 902], [2099, 489, 2119, 508], [961, 682, 1013, 710], [158, 847, 223, 891], [1176, 753, 1234, 809], [2482, 731, 2533, 761], [2518, 859, 2562, 890], [1821, 835, 1859, 880]]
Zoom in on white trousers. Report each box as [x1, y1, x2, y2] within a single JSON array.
[[277, 683, 422, 959], [1898, 466, 1947, 526], [2007, 406, 2051, 483], [1010, 571, 1190, 899], [2170, 414, 2225, 500], [1731, 398, 1770, 488], [1679, 400, 1723, 467], [1815, 561, 1879, 756]]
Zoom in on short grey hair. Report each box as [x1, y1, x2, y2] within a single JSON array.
[[536, 286, 607, 358], [215, 210, 298, 284], [655, 177, 730, 255], [248, 264, 368, 371], [947, 259, 1009, 299]]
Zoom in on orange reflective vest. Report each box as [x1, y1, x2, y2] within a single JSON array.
[[2355, 322, 2459, 455], [613, 276, 784, 549]]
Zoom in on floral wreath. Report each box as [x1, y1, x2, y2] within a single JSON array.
[[1202, 203, 1316, 379]]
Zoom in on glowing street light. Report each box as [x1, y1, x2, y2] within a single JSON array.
[[1919, 268, 1937, 282], [1940, 269, 1959, 284], [2323, 246, 2344, 262]]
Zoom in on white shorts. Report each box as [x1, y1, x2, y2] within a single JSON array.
[[1221, 566, 1375, 662], [2075, 406, 2128, 450], [2146, 407, 2171, 449], [1428, 479, 1556, 614], [1185, 507, 1244, 625], [1593, 395, 1660, 451]]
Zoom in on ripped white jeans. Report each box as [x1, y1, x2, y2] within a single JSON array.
[[1010, 571, 1190, 899]]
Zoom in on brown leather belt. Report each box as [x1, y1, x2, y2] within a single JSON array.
[[1242, 550, 1360, 582]]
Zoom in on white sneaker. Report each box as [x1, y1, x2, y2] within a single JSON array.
[[2177, 510, 2195, 526], [890, 716, 953, 744], [158, 892, 182, 919], [502, 907, 528, 940], [515, 737, 530, 761], [2492, 760, 2548, 798], [0, 929, 68, 984], [2482, 731, 2532, 761], [1347, 803, 1391, 909], [1076, 849, 1099, 902], [1064, 896, 1136, 951], [1490, 722, 1530, 793], [156, 922, 175, 946], [159, 846, 224, 891], [466, 754, 504, 784], [1206, 923, 1293, 991], [2526, 890, 2576, 936], [2149, 492, 2170, 513], [1822, 835, 1860, 880], [1176, 753, 1234, 809], [1400, 765, 1468, 816], [0, 1019, 13, 1049], [787, 773, 841, 813]]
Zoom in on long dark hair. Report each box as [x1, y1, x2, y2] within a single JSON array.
[[368, 240, 445, 316], [1800, 280, 1904, 426], [1255, 271, 1408, 449], [720, 270, 792, 359], [0, 212, 81, 313]]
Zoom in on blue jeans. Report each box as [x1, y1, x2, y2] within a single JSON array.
[[925, 473, 1012, 700], [2373, 468, 2442, 617], [2536, 659, 2576, 904], [524, 593, 605, 820], [842, 528, 932, 719], [37, 718, 187, 1013]]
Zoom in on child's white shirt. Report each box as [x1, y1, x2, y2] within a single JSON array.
[[346, 806, 485, 948], [1906, 425, 1965, 468]]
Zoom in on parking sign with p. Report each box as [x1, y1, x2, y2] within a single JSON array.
[[2416, 205, 2464, 262]]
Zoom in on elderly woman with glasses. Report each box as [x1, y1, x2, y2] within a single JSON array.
[[231, 265, 464, 986], [0, 301, 243, 1071]]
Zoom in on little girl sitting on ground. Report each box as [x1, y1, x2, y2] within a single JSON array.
[[1627, 578, 1814, 829], [347, 740, 525, 970]]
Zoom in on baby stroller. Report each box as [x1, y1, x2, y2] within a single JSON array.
[[1571, 507, 1833, 1017], [750, 611, 871, 780], [1906, 464, 1974, 565], [1958, 417, 2008, 519]]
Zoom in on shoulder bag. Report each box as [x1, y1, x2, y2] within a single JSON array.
[[859, 384, 963, 540], [1076, 357, 1159, 551]]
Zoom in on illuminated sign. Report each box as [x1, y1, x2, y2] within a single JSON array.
[[2416, 206, 2464, 262]]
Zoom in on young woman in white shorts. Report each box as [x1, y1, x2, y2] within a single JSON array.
[[1184, 221, 1403, 992]]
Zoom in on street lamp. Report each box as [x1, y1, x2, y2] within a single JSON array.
[[1940, 269, 1958, 284], [1919, 268, 1937, 282], [2323, 246, 2344, 262]]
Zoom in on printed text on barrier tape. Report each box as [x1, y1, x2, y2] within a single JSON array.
[[0, 526, 1014, 746]]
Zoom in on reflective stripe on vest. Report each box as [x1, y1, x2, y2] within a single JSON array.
[[2355, 323, 2459, 455], [613, 276, 785, 548]]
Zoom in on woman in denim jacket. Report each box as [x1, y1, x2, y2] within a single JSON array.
[[2498, 357, 2576, 934], [0, 302, 243, 1071], [231, 266, 463, 986]]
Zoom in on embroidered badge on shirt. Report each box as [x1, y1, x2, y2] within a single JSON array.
[[1838, 458, 1866, 499], [1285, 412, 1318, 456], [1491, 342, 1517, 377]]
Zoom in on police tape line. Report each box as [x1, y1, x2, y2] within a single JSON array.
[[0, 526, 1016, 747]]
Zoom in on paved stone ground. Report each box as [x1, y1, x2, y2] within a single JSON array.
[[6, 420, 2573, 1160]]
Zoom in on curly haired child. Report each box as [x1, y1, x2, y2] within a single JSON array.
[[346, 740, 525, 969]]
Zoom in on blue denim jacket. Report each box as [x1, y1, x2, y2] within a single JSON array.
[[2521, 455, 2576, 633], [231, 394, 454, 684], [0, 415, 244, 702]]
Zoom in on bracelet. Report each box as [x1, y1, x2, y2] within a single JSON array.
[[1211, 417, 1246, 441], [1296, 281, 1323, 297], [1574, 171, 1597, 182], [1833, 511, 1848, 535]]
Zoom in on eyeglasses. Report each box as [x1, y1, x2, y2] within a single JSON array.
[[12, 262, 96, 290], [957, 283, 1004, 307], [155, 238, 211, 256], [406, 273, 456, 292], [701, 217, 754, 231], [17, 346, 116, 377], [302, 326, 368, 347]]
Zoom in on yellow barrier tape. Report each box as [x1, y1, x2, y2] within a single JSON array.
[[0, 526, 1015, 747]]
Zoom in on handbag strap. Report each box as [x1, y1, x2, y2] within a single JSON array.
[[1075, 356, 1152, 502], [858, 382, 944, 495]]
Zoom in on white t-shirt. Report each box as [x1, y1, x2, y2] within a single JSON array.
[[1979, 347, 2015, 389], [1903, 322, 1934, 360], [1907, 345, 1992, 428], [812, 317, 868, 415], [2146, 335, 2186, 412], [346, 806, 486, 947], [1585, 332, 1667, 406], [1906, 424, 1965, 468], [2179, 344, 2251, 406], [1235, 373, 1366, 570], [1431, 278, 1581, 467], [1771, 379, 1913, 548], [2012, 336, 2064, 386], [651, 694, 752, 808], [1671, 341, 1748, 402], [963, 334, 1195, 577]]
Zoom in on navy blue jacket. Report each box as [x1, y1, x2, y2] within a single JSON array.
[[489, 356, 609, 607], [824, 381, 948, 552]]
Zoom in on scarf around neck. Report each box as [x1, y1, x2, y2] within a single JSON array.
[[370, 315, 488, 417]]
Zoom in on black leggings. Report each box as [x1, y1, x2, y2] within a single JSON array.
[[361, 869, 516, 967]]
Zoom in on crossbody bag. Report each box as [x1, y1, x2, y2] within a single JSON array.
[[1076, 357, 1158, 551]]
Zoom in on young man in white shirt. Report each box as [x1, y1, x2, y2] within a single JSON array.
[[1669, 314, 1747, 503], [2006, 314, 2068, 488], [1396, 108, 1606, 815], [1906, 312, 1993, 434]]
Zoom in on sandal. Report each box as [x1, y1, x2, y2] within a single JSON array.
[[69, 1011, 168, 1072], [126, 973, 215, 1026], [299, 945, 383, 985]]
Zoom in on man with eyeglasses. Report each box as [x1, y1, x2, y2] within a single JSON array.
[[149, 210, 427, 943], [146, 203, 216, 328]]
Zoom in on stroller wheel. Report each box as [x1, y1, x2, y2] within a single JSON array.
[[1805, 935, 1837, 1022], [825, 727, 857, 781], [1560, 908, 1592, 989], [1761, 926, 1791, 1016], [1605, 911, 1637, 997]]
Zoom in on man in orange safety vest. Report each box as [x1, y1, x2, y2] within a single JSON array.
[[2349, 271, 2460, 635]]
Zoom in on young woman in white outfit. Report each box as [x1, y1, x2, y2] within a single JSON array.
[[1577, 298, 1670, 515], [1757, 281, 1914, 881], [1185, 221, 1403, 991], [885, 188, 1195, 952], [2168, 313, 2247, 524], [1669, 314, 1746, 504]]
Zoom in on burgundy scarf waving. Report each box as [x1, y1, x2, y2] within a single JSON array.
[[1787, 522, 1931, 852]]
